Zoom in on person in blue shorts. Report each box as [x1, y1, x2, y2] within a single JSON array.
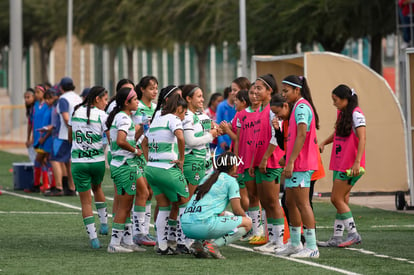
[[181, 152, 252, 259]]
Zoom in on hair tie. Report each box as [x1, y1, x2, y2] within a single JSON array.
[[282, 80, 302, 89], [163, 86, 178, 99], [351, 88, 356, 96]]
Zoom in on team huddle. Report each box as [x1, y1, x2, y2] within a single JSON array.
[[24, 74, 366, 259]]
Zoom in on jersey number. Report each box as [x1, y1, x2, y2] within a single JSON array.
[[75, 130, 93, 145]]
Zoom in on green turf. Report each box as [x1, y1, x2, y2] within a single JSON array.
[[0, 151, 413, 274]]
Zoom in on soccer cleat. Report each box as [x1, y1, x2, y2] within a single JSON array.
[[64, 189, 77, 196], [338, 232, 362, 247], [167, 239, 177, 250], [249, 235, 268, 245], [120, 241, 146, 252], [317, 236, 343, 247], [44, 188, 64, 196], [24, 185, 40, 193], [204, 241, 226, 259], [253, 241, 283, 252], [133, 234, 156, 246], [156, 246, 177, 255], [275, 243, 303, 256], [190, 241, 209, 258], [290, 247, 320, 258], [99, 224, 108, 235], [90, 238, 101, 249], [147, 233, 157, 241], [240, 230, 253, 242], [107, 244, 134, 253], [175, 244, 191, 254]]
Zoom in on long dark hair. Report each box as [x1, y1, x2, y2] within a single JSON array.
[[135, 76, 158, 100], [24, 88, 35, 118], [161, 93, 187, 116], [105, 79, 134, 112], [282, 75, 319, 129], [207, 92, 223, 108], [105, 87, 135, 129], [73, 86, 108, 125], [194, 152, 237, 201], [152, 85, 181, 122], [257, 74, 278, 95], [232, 77, 251, 92], [332, 84, 359, 137], [235, 90, 251, 107]]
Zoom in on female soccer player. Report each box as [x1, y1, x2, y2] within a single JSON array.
[[318, 84, 366, 248], [106, 87, 146, 253], [144, 93, 189, 255], [181, 152, 252, 259], [275, 75, 320, 258], [69, 86, 110, 249]]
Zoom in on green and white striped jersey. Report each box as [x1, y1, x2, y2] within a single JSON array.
[[146, 113, 183, 169], [183, 110, 208, 159], [109, 111, 136, 167], [70, 106, 108, 163], [196, 111, 213, 161], [132, 100, 156, 125]]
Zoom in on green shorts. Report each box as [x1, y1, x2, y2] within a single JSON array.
[[285, 171, 314, 188], [237, 174, 246, 189], [72, 161, 105, 192], [333, 170, 363, 186], [181, 215, 243, 240], [145, 165, 189, 202], [110, 158, 141, 196], [254, 168, 283, 184], [183, 154, 206, 186], [136, 155, 147, 175]]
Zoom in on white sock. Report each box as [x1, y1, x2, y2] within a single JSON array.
[[132, 210, 146, 236], [86, 223, 97, 240], [144, 201, 152, 235], [344, 217, 357, 234], [177, 206, 188, 246], [122, 223, 134, 245], [110, 228, 123, 246], [249, 209, 261, 236], [274, 224, 285, 245], [156, 209, 170, 250], [261, 210, 267, 236], [95, 202, 108, 225], [333, 219, 345, 237]]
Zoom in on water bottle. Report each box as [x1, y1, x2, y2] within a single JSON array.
[[142, 113, 150, 134]]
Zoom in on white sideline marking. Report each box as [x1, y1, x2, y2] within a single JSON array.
[[0, 211, 79, 215], [345, 248, 414, 264], [371, 224, 414, 228], [230, 244, 361, 275], [1, 190, 112, 217]]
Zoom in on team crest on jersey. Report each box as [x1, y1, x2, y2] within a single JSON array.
[[194, 173, 200, 181], [131, 184, 136, 191]]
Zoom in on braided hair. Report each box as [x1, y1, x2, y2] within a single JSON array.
[[73, 86, 108, 125]]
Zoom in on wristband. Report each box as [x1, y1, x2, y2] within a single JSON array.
[[134, 148, 138, 154]]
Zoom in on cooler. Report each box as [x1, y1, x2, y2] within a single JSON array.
[[13, 162, 34, 190]]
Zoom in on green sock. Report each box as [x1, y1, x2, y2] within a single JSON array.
[[214, 227, 247, 247], [304, 228, 317, 250], [290, 226, 301, 247]]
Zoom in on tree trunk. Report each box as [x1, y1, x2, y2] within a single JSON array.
[[126, 47, 134, 81], [38, 42, 50, 83], [196, 46, 208, 93], [109, 47, 117, 95], [370, 34, 382, 75]]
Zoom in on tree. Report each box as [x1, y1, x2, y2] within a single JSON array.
[[23, 0, 67, 83], [162, 0, 239, 92]]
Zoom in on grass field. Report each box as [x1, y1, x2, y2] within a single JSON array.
[[0, 151, 413, 274]]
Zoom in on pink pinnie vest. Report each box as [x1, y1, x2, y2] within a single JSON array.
[[329, 107, 366, 172], [253, 104, 284, 169], [237, 108, 258, 173], [286, 98, 318, 172]]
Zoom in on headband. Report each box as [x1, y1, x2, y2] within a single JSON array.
[[36, 85, 45, 92], [257, 77, 272, 90], [282, 80, 302, 89], [125, 88, 136, 103], [351, 88, 356, 96], [187, 86, 199, 97], [163, 86, 178, 99]]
